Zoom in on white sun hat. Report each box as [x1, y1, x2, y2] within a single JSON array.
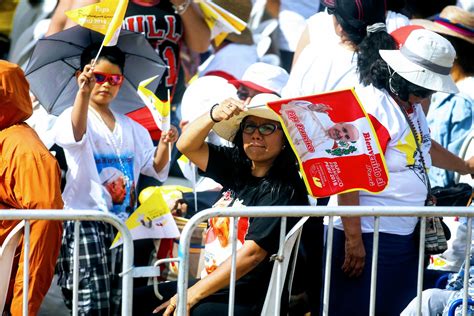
[[180, 75, 237, 123], [212, 93, 281, 141], [379, 28, 459, 94]]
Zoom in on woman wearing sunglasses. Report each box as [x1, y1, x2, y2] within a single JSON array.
[[54, 44, 178, 315], [131, 93, 322, 315]]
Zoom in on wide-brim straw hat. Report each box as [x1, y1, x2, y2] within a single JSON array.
[[212, 93, 280, 141], [213, 0, 254, 45], [411, 6, 474, 44], [379, 29, 459, 94]]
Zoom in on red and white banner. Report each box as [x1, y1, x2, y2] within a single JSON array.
[[267, 89, 389, 197]]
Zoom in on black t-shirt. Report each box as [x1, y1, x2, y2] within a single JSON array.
[[199, 144, 310, 307], [123, 1, 182, 100]]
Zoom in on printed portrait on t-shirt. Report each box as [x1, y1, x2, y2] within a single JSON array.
[[202, 190, 249, 277], [95, 154, 135, 221]]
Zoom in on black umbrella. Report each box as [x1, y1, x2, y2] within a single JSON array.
[[25, 25, 166, 116]]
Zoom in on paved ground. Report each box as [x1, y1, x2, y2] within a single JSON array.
[[38, 276, 69, 315]]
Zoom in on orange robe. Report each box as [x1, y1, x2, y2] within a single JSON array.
[[0, 60, 64, 316]]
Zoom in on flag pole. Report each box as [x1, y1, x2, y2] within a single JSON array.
[[167, 89, 172, 162]]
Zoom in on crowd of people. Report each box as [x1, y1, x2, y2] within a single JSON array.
[[1, 0, 473, 315]]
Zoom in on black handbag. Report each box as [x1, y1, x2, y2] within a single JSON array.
[[432, 183, 473, 207]]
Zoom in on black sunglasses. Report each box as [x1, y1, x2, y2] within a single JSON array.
[[412, 88, 434, 99], [241, 122, 281, 136]]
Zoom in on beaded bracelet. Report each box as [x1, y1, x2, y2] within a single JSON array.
[[210, 103, 220, 123], [172, 0, 191, 15]]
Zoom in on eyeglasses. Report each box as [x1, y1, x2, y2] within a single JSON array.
[[241, 122, 281, 136], [93, 72, 124, 86]]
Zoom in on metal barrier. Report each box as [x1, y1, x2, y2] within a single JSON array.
[[0, 210, 134, 316], [176, 205, 474, 316]]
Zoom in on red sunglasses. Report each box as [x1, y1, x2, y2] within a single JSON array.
[[93, 72, 124, 86]]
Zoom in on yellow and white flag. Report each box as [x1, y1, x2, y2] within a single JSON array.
[[198, 0, 247, 46], [111, 187, 180, 248], [137, 76, 171, 132], [65, 0, 129, 46]]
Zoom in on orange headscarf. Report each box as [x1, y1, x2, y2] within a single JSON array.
[[0, 60, 32, 130]]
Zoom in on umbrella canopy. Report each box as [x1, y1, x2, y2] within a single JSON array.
[[25, 25, 166, 116]]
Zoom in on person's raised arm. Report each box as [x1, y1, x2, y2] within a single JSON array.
[[176, 98, 247, 171], [46, 0, 97, 36], [71, 64, 95, 141], [430, 140, 474, 177], [156, 240, 268, 315], [171, 0, 211, 53]]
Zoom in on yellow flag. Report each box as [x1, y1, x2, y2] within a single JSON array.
[[65, 0, 128, 46], [137, 76, 171, 132], [103, 0, 128, 46], [198, 0, 246, 46], [111, 187, 179, 248]]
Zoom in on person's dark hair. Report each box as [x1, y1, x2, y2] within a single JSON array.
[[80, 43, 126, 73], [230, 116, 301, 201], [357, 30, 397, 88], [386, 0, 406, 13], [334, 14, 366, 45], [331, 0, 386, 46], [387, 72, 435, 102]]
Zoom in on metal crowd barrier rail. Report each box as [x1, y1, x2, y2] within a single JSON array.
[[0, 210, 134, 316], [176, 206, 474, 316]]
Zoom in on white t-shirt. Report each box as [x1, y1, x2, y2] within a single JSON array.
[[55, 107, 168, 221], [282, 42, 358, 98], [333, 85, 431, 235], [278, 0, 320, 52]]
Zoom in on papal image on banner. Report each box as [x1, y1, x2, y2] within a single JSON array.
[[267, 89, 389, 197]]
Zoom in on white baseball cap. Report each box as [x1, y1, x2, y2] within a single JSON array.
[[229, 62, 289, 96], [180, 75, 237, 123]]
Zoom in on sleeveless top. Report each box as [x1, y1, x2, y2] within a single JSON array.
[[123, 1, 183, 100]]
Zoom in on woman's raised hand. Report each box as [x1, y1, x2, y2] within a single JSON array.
[[211, 98, 248, 122]]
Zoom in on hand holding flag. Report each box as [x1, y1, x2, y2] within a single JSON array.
[[267, 89, 389, 197]]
